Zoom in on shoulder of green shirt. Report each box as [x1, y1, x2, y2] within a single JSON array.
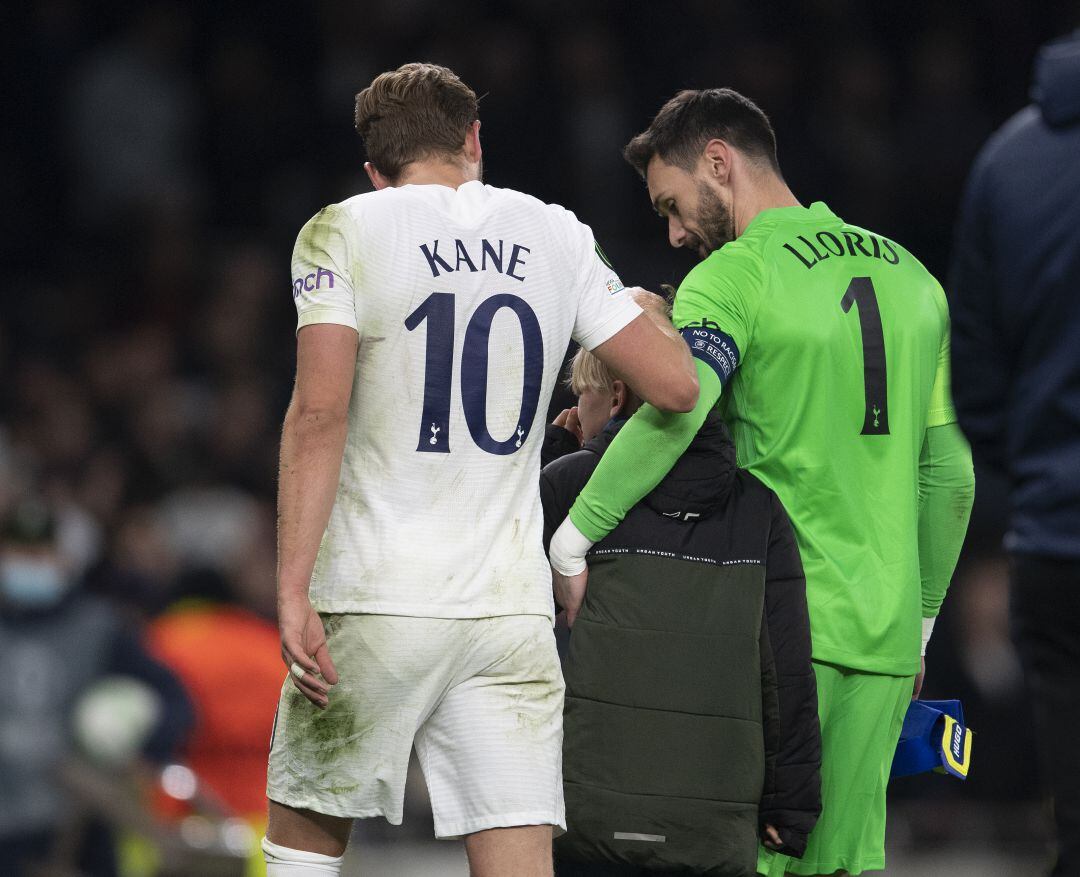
[[848, 223, 950, 310], [885, 233, 951, 326], [672, 235, 768, 326]]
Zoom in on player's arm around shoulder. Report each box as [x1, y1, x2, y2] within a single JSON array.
[[672, 240, 766, 376], [549, 358, 723, 623], [561, 208, 698, 413], [549, 233, 768, 623], [590, 294, 699, 413]]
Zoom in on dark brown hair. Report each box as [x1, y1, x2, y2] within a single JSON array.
[[354, 63, 479, 180], [623, 88, 779, 177]]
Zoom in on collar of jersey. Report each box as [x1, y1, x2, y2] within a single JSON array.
[[743, 200, 836, 233]]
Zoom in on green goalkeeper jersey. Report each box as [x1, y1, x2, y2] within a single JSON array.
[[673, 202, 954, 676]]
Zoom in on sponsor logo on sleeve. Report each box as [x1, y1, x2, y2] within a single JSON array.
[[939, 714, 972, 779], [605, 276, 625, 295], [292, 267, 336, 299], [679, 324, 740, 384]]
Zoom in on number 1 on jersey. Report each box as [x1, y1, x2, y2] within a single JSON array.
[[841, 277, 890, 436]]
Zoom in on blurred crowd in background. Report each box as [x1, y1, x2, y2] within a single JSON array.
[[4, 0, 1079, 873]]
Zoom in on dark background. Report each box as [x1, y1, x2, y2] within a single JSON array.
[[4, 0, 1079, 869]]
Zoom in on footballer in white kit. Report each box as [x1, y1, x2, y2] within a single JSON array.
[[265, 64, 696, 874], [267, 179, 643, 836]]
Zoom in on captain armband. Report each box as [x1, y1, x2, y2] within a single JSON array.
[[678, 323, 741, 385]]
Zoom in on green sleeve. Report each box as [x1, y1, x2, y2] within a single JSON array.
[[918, 421, 975, 617], [568, 360, 723, 542], [926, 315, 957, 429], [672, 241, 763, 351], [568, 244, 762, 543]]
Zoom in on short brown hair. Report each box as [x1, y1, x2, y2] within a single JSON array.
[[623, 88, 779, 177], [354, 63, 479, 181]]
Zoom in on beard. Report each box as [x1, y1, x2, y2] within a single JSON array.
[[685, 181, 735, 260]]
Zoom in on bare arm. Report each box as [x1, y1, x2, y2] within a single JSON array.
[[277, 323, 357, 707], [590, 290, 698, 413]]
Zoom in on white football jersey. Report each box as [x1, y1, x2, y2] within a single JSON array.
[[291, 181, 641, 619]]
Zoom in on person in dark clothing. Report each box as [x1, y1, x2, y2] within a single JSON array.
[[541, 348, 820, 877], [543, 407, 587, 468], [950, 29, 1080, 877], [0, 498, 195, 877]]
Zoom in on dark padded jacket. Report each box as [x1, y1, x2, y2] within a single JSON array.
[[541, 415, 821, 876], [950, 30, 1080, 559]]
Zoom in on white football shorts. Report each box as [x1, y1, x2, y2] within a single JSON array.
[[266, 613, 565, 839]]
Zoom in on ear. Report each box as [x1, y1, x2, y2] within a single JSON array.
[[463, 120, 482, 165], [364, 161, 392, 190], [702, 138, 734, 185], [610, 380, 628, 419]]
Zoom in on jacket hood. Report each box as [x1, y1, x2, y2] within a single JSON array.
[[644, 411, 737, 520], [1032, 31, 1080, 126], [586, 411, 737, 521]]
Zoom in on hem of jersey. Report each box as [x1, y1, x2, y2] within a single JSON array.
[[575, 300, 642, 352], [759, 852, 885, 876], [296, 307, 359, 335], [925, 406, 957, 429], [435, 810, 567, 840], [811, 642, 919, 677], [309, 599, 555, 621], [266, 790, 403, 825]]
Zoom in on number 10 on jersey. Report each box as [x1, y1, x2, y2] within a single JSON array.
[[405, 292, 544, 455]]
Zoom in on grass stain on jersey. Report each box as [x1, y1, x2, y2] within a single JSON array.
[[289, 695, 353, 764], [499, 624, 565, 744], [311, 529, 344, 587], [357, 335, 386, 374]]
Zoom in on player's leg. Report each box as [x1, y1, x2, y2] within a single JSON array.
[[464, 825, 554, 877], [264, 801, 350, 874], [757, 661, 912, 877], [265, 614, 470, 870], [415, 615, 566, 877], [1011, 556, 1080, 877]]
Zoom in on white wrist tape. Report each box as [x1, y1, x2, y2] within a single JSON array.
[[263, 838, 344, 875], [549, 517, 594, 576], [921, 616, 937, 657]]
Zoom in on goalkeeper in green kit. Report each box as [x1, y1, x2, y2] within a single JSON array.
[[548, 89, 975, 876]]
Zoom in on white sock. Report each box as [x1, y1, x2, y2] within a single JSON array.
[[262, 837, 345, 876]]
